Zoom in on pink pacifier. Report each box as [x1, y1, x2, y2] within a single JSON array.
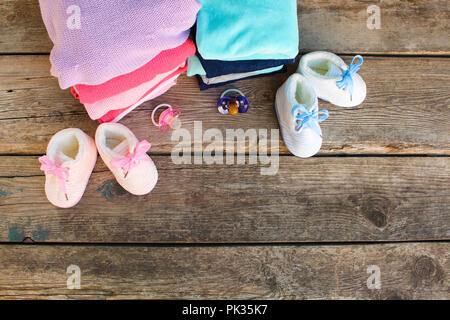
[[151, 104, 182, 134]]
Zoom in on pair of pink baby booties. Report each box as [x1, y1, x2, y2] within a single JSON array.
[[39, 123, 158, 208]]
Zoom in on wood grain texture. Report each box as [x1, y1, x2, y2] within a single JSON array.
[[0, 0, 449, 54], [0, 243, 448, 299], [0, 56, 449, 155], [0, 0, 52, 53], [298, 0, 450, 54], [0, 156, 448, 243], [0, 1, 448, 300]]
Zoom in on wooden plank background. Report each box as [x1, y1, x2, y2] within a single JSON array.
[[0, 243, 448, 299], [0, 156, 449, 243], [0, 0, 448, 299]]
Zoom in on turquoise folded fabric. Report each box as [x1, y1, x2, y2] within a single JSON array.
[[187, 55, 207, 76], [196, 0, 299, 61]]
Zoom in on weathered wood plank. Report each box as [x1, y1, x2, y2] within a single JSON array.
[[0, 243, 448, 299], [0, 0, 52, 53], [0, 0, 448, 54], [0, 156, 448, 243], [298, 0, 450, 54], [0, 56, 449, 155]]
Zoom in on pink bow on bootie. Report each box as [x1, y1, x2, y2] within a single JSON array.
[[110, 140, 151, 178], [39, 155, 70, 200]]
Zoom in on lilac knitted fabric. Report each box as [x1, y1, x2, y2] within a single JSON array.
[[39, 0, 201, 89]]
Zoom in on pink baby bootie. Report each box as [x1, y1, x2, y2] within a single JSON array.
[[95, 123, 158, 195], [39, 128, 97, 208]]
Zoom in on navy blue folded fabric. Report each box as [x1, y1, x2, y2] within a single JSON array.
[[196, 65, 288, 90], [197, 53, 296, 78]]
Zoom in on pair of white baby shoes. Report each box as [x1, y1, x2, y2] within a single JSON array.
[[39, 123, 158, 208], [275, 51, 366, 158]]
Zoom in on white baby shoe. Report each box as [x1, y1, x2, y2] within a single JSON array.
[[275, 73, 328, 158], [95, 123, 158, 196], [298, 51, 366, 107], [39, 128, 97, 208]]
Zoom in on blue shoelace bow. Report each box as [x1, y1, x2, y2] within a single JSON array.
[[291, 104, 328, 136], [336, 55, 363, 99]]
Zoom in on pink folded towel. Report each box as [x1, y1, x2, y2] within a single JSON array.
[[82, 64, 184, 120], [73, 39, 196, 104], [39, 0, 201, 89], [101, 76, 180, 123], [98, 64, 188, 123]]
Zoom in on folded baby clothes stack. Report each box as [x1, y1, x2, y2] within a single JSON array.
[[39, 0, 201, 122], [188, 0, 299, 90]]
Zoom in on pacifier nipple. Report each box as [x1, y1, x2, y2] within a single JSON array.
[[229, 101, 239, 115]]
